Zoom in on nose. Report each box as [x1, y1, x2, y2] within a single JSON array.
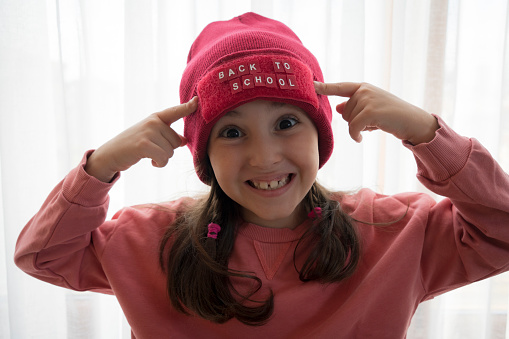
[[246, 134, 283, 168]]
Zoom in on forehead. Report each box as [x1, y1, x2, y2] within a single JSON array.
[[223, 100, 304, 118]]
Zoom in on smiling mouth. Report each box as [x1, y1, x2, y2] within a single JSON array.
[[247, 174, 293, 190]]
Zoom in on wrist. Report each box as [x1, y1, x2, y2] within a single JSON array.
[[407, 114, 439, 146], [84, 150, 118, 183]]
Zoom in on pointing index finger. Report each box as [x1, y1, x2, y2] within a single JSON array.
[[156, 96, 199, 125], [314, 82, 362, 98]]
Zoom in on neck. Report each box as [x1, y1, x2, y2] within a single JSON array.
[[240, 203, 308, 229]]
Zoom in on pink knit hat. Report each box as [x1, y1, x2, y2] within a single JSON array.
[[181, 12, 333, 184]]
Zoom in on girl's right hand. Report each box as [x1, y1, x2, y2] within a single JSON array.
[[85, 97, 198, 183]]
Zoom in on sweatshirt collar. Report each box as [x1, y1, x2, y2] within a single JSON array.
[[236, 219, 311, 243]]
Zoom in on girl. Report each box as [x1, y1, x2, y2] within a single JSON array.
[[14, 12, 509, 338]]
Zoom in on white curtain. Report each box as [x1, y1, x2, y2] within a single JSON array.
[[1, 0, 509, 337]]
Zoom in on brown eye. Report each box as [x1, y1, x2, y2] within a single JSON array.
[[277, 117, 298, 130], [220, 127, 243, 138]]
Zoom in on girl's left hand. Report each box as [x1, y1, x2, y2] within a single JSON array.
[[314, 82, 439, 145]]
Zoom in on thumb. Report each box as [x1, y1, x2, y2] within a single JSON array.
[[335, 101, 347, 115]]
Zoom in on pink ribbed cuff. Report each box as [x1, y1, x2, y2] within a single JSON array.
[[404, 115, 472, 182]]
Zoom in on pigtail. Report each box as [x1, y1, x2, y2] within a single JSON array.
[[160, 170, 274, 326], [204, 223, 221, 259], [295, 183, 360, 283]]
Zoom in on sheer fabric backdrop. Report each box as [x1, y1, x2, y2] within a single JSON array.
[[1, 0, 509, 338]]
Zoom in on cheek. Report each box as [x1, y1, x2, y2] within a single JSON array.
[[208, 152, 223, 180], [290, 132, 320, 168], [208, 145, 237, 186]]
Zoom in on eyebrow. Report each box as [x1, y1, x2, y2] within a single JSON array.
[[271, 101, 286, 108], [224, 110, 240, 117]]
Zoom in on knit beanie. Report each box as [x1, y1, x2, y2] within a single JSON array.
[[181, 12, 333, 184]]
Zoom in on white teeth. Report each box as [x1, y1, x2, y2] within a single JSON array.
[[250, 175, 290, 190]]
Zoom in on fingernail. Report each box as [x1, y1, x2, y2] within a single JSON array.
[[189, 96, 198, 105]]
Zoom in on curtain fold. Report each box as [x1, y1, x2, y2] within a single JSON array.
[[2, 0, 509, 337]]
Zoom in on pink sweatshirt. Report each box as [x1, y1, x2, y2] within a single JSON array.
[[14, 117, 509, 338]]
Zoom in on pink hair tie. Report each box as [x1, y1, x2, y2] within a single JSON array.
[[207, 223, 221, 239], [307, 207, 322, 220]]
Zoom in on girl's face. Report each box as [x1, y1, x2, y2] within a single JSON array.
[[208, 100, 319, 229]]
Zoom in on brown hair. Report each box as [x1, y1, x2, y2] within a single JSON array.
[[159, 165, 360, 326]]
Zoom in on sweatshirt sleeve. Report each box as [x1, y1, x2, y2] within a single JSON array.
[[404, 115, 509, 299], [14, 150, 120, 294]]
